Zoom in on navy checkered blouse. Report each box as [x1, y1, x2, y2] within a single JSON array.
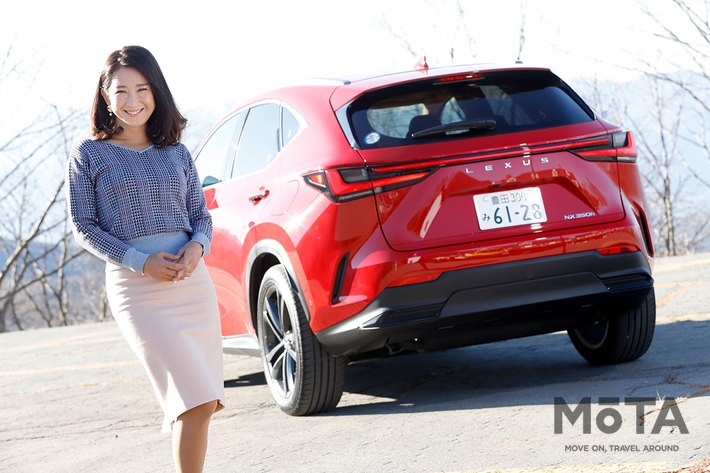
[[66, 139, 212, 273]]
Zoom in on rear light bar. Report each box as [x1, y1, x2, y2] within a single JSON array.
[[304, 131, 637, 203], [362, 132, 638, 175], [572, 131, 637, 163], [304, 167, 434, 202]]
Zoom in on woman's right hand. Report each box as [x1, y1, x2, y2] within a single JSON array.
[[142, 252, 189, 282]]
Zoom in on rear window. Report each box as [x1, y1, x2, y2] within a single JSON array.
[[345, 69, 594, 149]]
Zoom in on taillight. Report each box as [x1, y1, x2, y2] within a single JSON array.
[[573, 131, 637, 163], [304, 166, 434, 202]]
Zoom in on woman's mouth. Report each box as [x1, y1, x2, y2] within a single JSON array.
[[124, 108, 143, 116]]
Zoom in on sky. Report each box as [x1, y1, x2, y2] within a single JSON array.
[[0, 0, 689, 147]]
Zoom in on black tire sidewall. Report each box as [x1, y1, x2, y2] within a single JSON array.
[[256, 265, 306, 413], [569, 288, 656, 365]]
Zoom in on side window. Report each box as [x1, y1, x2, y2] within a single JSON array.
[[193, 112, 245, 186], [281, 107, 301, 147], [233, 103, 280, 178]]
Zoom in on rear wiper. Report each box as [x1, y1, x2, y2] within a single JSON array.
[[411, 119, 497, 139]]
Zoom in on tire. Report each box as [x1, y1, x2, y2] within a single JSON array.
[[568, 288, 656, 365], [256, 265, 345, 415]]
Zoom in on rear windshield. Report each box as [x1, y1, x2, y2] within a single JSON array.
[[344, 69, 594, 149]]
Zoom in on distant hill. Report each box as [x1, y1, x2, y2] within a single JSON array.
[[0, 240, 103, 278]]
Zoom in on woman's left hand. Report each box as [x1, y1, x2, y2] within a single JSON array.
[[174, 241, 204, 281]]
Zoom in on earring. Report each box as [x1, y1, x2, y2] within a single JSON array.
[[107, 106, 113, 117]]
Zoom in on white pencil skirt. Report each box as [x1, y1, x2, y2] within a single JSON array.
[[105, 232, 224, 432]]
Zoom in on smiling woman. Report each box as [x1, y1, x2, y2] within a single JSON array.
[[66, 45, 224, 473], [102, 68, 155, 136], [92, 47, 186, 149]]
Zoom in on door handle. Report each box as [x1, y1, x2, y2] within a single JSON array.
[[248, 188, 270, 203]]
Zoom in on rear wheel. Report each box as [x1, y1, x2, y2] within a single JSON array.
[[569, 288, 655, 365], [256, 265, 345, 415]]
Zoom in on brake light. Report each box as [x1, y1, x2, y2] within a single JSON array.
[[573, 131, 637, 163], [304, 166, 434, 202], [435, 73, 485, 84]]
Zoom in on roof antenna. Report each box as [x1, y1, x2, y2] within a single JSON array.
[[415, 56, 429, 71]]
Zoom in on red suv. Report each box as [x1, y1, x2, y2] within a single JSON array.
[[193, 64, 655, 416]]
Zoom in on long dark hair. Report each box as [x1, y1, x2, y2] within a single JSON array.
[[91, 45, 187, 147]]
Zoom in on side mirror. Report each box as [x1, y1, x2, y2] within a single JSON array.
[[202, 176, 221, 187]]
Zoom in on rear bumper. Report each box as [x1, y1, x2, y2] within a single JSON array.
[[315, 251, 653, 357]]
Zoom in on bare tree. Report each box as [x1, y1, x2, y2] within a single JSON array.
[[634, 0, 710, 255], [640, 0, 710, 187], [575, 72, 709, 256], [625, 80, 686, 255], [378, 0, 529, 66], [516, 0, 528, 62], [641, 0, 710, 108], [0, 162, 87, 330], [0, 43, 105, 332], [377, 0, 478, 64]]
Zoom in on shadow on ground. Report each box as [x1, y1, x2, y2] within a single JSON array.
[[329, 319, 710, 416]]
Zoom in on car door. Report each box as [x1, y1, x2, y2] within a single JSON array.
[[193, 111, 247, 337], [196, 103, 282, 342]]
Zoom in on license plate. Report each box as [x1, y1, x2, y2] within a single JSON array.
[[474, 187, 548, 230]]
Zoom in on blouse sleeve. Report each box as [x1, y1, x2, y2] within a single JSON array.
[[66, 142, 149, 273], [182, 144, 213, 255]]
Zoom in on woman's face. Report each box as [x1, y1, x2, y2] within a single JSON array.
[[101, 67, 156, 132]]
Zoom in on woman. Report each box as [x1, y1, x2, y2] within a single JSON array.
[[66, 45, 224, 473]]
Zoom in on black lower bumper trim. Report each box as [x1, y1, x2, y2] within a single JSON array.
[[315, 251, 653, 357]]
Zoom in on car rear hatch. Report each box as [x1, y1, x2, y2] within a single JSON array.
[[333, 68, 631, 251]]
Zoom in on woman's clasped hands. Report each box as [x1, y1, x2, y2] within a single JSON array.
[[142, 241, 204, 282]]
